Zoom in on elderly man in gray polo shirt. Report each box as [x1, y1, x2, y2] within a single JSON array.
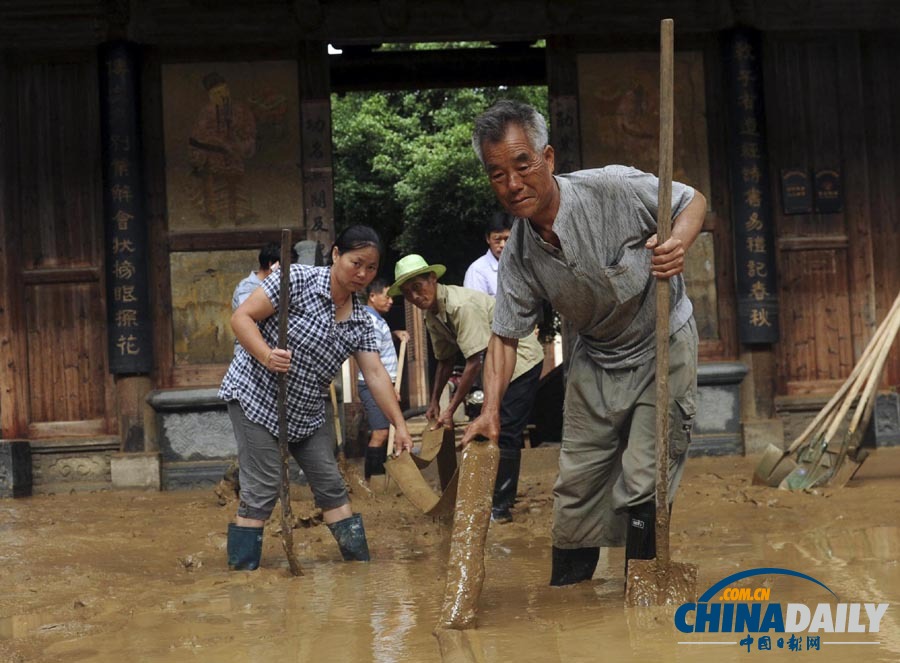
[[462, 100, 707, 586]]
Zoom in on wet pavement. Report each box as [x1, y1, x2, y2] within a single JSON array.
[[1, 447, 899, 662]]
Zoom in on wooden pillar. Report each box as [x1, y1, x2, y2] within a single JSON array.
[[299, 40, 336, 253], [99, 41, 154, 452], [298, 40, 346, 411], [546, 36, 582, 370], [0, 53, 28, 438]]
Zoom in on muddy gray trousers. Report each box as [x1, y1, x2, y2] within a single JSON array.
[[552, 317, 698, 549]]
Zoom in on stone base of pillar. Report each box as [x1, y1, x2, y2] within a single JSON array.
[[0, 440, 32, 498], [111, 452, 161, 490]]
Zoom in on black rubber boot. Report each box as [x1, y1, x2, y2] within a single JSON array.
[[491, 448, 521, 523], [549, 546, 600, 586], [364, 445, 387, 479], [625, 501, 657, 576], [227, 523, 263, 571], [327, 513, 371, 561]]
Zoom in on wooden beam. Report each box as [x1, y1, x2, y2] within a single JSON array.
[[330, 46, 545, 92], [168, 230, 287, 252], [21, 267, 101, 285]]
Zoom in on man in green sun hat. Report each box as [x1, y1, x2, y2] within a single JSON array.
[[390, 254, 544, 522]]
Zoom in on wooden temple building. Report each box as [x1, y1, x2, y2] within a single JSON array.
[[1, 0, 899, 493]]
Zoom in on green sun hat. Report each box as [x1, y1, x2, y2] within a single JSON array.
[[388, 254, 446, 297]]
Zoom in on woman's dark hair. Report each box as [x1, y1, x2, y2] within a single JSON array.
[[330, 225, 383, 264]]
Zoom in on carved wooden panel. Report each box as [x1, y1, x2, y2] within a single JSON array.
[[16, 61, 103, 271], [11, 56, 114, 435], [765, 33, 877, 393], [24, 282, 109, 424], [778, 248, 854, 393]]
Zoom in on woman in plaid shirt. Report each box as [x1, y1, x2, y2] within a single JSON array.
[[220, 225, 413, 569]]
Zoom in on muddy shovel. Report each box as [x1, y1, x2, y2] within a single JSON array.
[[624, 19, 698, 608], [436, 433, 499, 630], [276, 229, 303, 577]]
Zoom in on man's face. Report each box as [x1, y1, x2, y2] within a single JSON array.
[[400, 274, 438, 312], [368, 286, 393, 315], [486, 229, 510, 259], [481, 124, 556, 222]]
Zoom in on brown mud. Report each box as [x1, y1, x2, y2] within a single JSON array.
[[2, 446, 900, 662]]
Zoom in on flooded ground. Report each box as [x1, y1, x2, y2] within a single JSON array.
[[1, 445, 899, 663]]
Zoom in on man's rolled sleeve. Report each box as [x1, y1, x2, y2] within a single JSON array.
[[493, 257, 542, 340], [623, 167, 696, 228], [430, 332, 458, 362]]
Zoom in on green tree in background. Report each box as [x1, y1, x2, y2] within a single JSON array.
[[332, 85, 547, 284]]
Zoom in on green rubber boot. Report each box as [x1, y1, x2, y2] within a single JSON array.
[[327, 513, 371, 561], [227, 523, 263, 571]]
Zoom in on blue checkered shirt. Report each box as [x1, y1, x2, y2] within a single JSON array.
[[219, 265, 378, 441]]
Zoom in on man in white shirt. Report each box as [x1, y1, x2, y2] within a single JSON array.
[[231, 241, 297, 310], [463, 212, 513, 297]]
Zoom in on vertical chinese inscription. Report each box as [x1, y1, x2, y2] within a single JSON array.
[[300, 99, 334, 251], [726, 30, 779, 343], [549, 95, 581, 176], [100, 41, 153, 373]]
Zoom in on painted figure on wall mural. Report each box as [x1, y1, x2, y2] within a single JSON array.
[[188, 72, 258, 226]]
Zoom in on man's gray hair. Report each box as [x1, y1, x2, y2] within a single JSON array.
[[471, 100, 548, 168]]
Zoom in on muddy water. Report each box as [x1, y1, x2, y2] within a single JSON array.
[[2, 448, 899, 663]]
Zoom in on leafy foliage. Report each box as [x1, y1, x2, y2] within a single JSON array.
[[332, 85, 547, 284]]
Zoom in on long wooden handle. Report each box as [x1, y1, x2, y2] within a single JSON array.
[[387, 338, 409, 457], [277, 228, 302, 576], [655, 18, 675, 566], [330, 381, 343, 449]]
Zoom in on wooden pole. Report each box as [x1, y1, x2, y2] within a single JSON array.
[[386, 337, 408, 458], [654, 17, 675, 567], [277, 229, 303, 577]]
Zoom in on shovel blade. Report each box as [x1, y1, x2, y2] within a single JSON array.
[[625, 558, 698, 608], [752, 443, 795, 487]]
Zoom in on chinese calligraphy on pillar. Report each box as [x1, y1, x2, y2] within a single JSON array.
[[726, 30, 779, 344], [100, 41, 153, 373], [301, 99, 335, 250], [549, 95, 581, 176]]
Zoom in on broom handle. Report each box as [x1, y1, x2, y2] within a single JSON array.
[[387, 338, 409, 457], [655, 18, 675, 566], [277, 229, 302, 576]]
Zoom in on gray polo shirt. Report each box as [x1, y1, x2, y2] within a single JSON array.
[[492, 166, 696, 369]]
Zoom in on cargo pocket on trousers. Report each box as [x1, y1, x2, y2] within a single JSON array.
[[670, 396, 696, 459]]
